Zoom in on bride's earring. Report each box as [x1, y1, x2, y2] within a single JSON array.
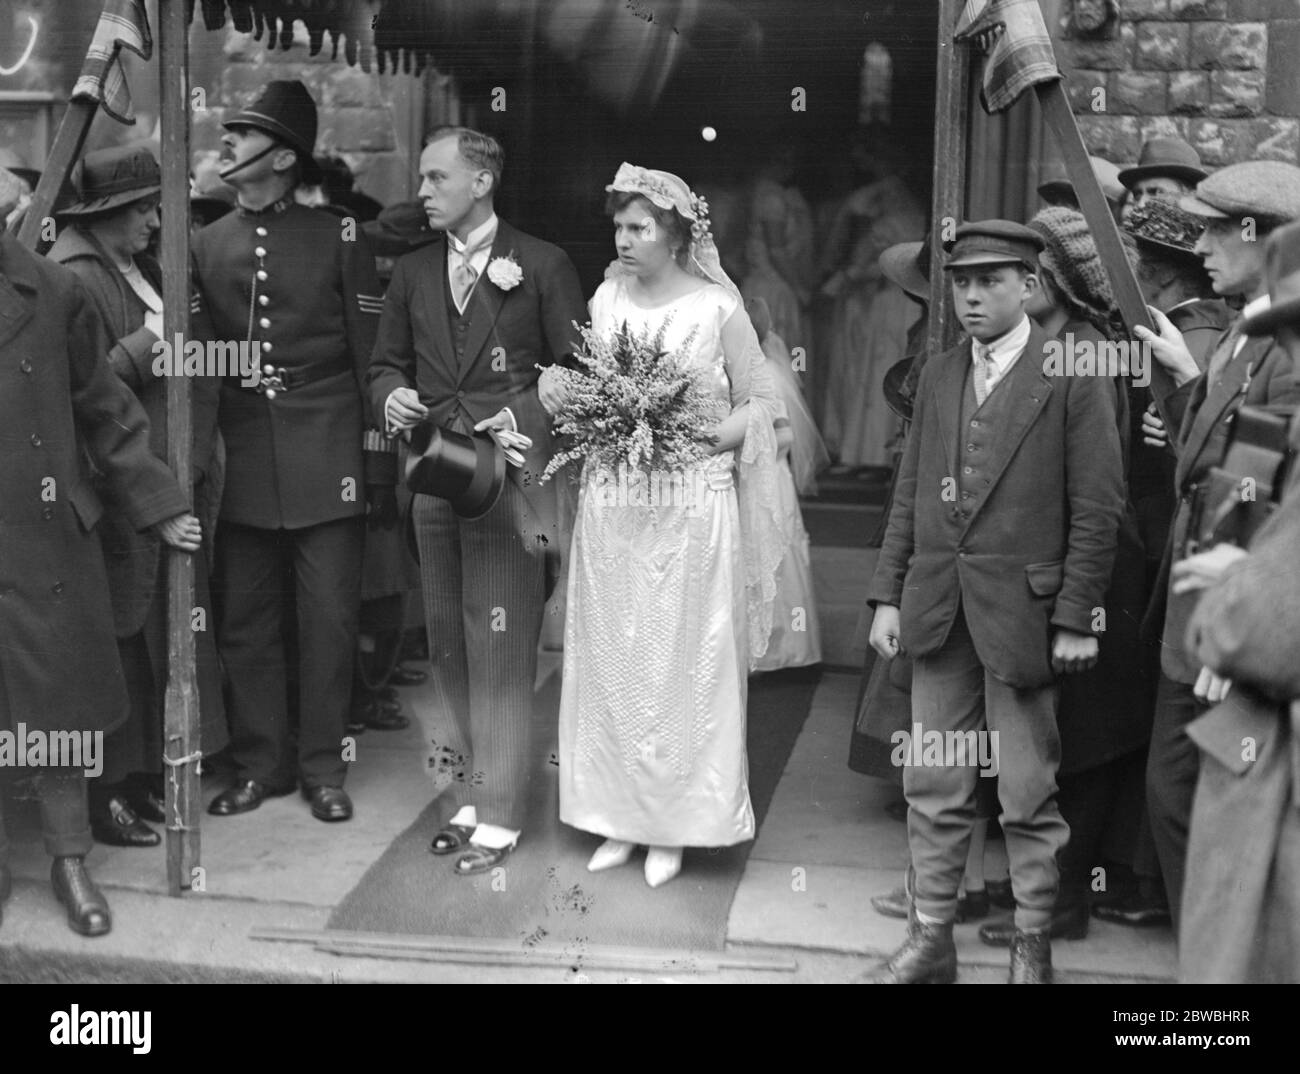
[[587, 839, 636, 873], [644, 846, 683, 888]]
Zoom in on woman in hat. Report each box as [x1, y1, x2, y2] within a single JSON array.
[[48, 144, 227, 849], [548, 164, 788, 887]]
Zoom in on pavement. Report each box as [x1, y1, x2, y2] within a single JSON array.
[[0, 503, 1178, 984]]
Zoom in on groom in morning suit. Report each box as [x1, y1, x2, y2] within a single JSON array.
[[865, 221, 1125, 983], [367, 128, 587, 875]]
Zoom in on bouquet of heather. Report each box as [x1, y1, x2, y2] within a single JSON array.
[[539, 317, 721, 483]]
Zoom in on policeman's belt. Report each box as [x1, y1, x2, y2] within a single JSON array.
[[230, 358, 352, 395]]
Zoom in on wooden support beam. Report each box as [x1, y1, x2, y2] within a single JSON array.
[[929, 0, 972, 358], [158, 0, 201, 896], [14, 98, 96, 248]]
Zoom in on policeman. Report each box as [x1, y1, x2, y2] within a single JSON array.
[[193, 81, 394, 822]]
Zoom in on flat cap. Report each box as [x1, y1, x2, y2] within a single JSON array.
[[943, 219, 1044, 271], [1241, 220, 1300, 337], [1180, 160, 1300, 226]]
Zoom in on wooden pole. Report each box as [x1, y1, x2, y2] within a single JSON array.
[[929, 0, 971, 358], [14, 99, 97, 249], [1035, 80, 1177, 429], [158, 0, 200, 896]]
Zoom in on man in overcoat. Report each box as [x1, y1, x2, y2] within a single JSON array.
[[1175, 220, 1300, 981], [0, 167, 198, 937], [864, 221, 1125, 983], [1132, 160, 1300, 934]]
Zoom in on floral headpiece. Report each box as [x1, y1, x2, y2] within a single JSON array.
[[606, 162, 713, 243]]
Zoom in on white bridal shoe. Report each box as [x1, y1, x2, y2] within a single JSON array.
[[644, 846, 683, 888], [587, 839, 636, 873]]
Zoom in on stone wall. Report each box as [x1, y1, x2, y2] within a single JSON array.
[[1054, 0, 1300, 166]]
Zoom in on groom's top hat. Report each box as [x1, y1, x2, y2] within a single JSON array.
[[405, 422, 506, 520], [222, 80, 322, 184]]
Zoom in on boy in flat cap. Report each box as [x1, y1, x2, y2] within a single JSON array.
[[864, 221, 1125, 983], [1134, 159, 1300, 937], [1173, 220, 1300, 981]]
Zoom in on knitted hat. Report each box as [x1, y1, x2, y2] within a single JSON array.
[[0, 166, 21, 218], [1029, 206, 1125, 334]]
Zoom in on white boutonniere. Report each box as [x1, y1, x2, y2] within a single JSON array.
[[486, 253, 524, 290]]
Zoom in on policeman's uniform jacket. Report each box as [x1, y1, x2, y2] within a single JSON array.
[[192, 199, 392, 529], [0, 233, 188, 738]]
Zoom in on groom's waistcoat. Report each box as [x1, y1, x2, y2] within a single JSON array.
[[444, 269, 476, 433]]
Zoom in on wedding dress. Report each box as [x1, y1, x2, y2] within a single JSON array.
[[557, 275, 776, 846]]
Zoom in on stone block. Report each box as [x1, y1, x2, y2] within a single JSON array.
[[1134, 21, 1190, 70], [1169, 69, 1210, 113], [1066, 70, 1109, 112], [1188, 117, 1247, 165], [1190, 21, 1268, 70], [1076, 115, 1143, 163], [1111, 71, 1169, 115], [1267, 20, 1300, 116], [1208, 69, 1266, 116], [1123, 0, 1172, 17], [1063, 31, 1129, 70], [1170, 0, 1228, 17], [1226, 0, 1299, 17], [1249, 116, 1300, 164]]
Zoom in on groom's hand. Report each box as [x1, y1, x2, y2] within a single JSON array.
[[475, 408, 531, 468], [385, 387, 429, 433]]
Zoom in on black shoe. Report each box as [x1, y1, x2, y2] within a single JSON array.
[[51, 857, 111, 937], [430, 823, 476, 856], [1092, 892, 1171, 927], [207, 779, 295, 816], [454, 843, 514, 875], [979, 900, 1089, 946], [90, 795, 160, 848], [860, 917, 957, 983], [305, 786, 353, 822], [1009, 929, 1052, 983], [390, 664, 428, 687], [123, 778, 167, 824]]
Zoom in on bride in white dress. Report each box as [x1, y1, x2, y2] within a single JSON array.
[[541, 164, 788, 888]]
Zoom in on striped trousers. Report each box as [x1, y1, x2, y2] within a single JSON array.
[[412, 480, 547, 832]]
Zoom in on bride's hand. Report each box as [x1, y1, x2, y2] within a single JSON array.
[[538, 366, 568, 415]]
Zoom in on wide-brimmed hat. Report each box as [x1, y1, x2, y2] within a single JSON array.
[[1179, 160, 1300, 227], [1038, 155, 1126, 207], [0, 167, 22, 218], [1242, 221, 1300, 337], [1124, 197, 1204, 260], [880, 240, 930, 301], [405, 422, 506, 520], [222, 80, 321, 185], [60, 145, 160, 217], [1118, 137, 1207, 189]]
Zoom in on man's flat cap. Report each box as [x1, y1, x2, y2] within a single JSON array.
[[1179, 160, 1300, 227], [943, 219, 1044, 271]]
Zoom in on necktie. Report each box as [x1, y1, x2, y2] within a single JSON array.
[[450, 236, 491, 312], [1205, 320, 1244, 387], [973, 343, 991, 407]]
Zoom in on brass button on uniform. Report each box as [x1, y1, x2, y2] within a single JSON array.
[[254, 245, 267, 258], [258, 294, 269, 307], [255, 226, 268, 237], [52, 582, 64, 595], [259, 317, 271, 329], [30, 433, 41, 447], [19, 359, 32, 374], [257, 269, 268, 281]]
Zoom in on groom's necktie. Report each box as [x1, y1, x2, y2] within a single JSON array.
[[449, 233, 494, 314]]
